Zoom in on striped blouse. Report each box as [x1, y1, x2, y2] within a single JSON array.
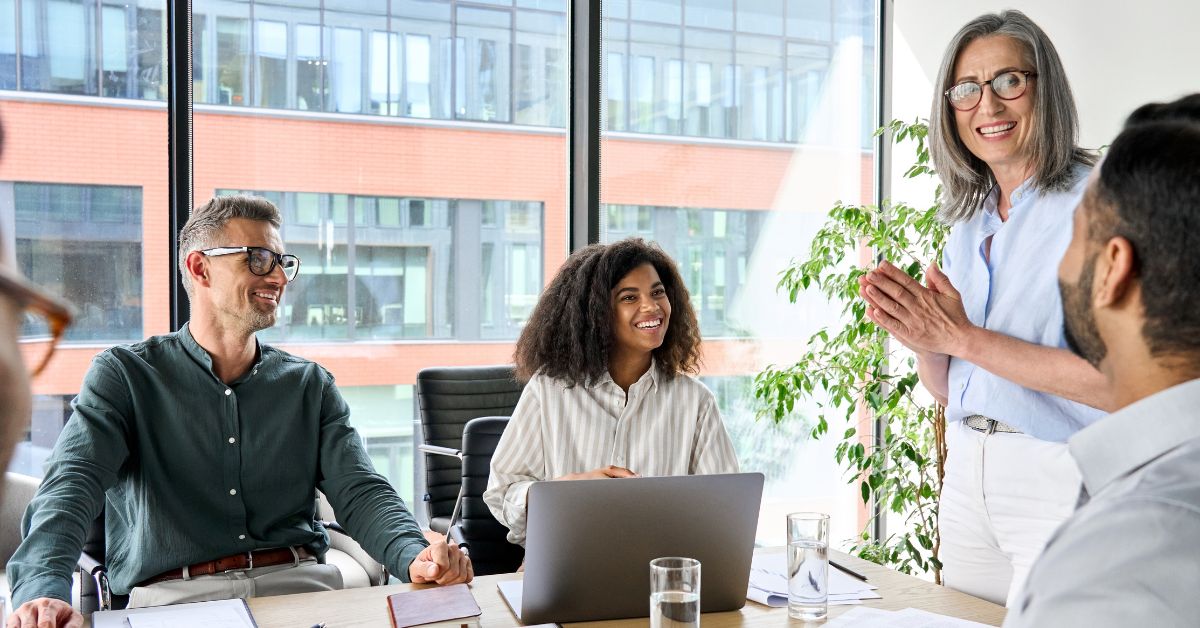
[[483, 362, 740, 546]]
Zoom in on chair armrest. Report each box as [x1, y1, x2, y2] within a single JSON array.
[[323, 522, 388, 586], [76, 551, 113, 613], [418, 444, 463, 459], [77, 551, 104, 576]]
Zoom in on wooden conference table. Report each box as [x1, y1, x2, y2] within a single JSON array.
[[244, 550, 1007, 627]]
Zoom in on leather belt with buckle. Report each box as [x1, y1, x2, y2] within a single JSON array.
[[963, 414, 1022, 435], [139, 546, 312, 587]]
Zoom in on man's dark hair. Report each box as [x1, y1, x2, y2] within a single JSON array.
[[513, 238, 701, 385], [1089, 93, 1200, 363]]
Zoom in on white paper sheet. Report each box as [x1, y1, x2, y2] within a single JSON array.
[[825, 606, 993, 627], [91, 598, 257, 628], [747, 552, 880, 607]]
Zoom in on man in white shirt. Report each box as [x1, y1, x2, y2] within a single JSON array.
[[1005, 93, 1200, 626]]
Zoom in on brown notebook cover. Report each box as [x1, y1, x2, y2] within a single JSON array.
[[387, 584, 482, 628]]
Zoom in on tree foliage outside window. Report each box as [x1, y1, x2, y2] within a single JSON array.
[[755, 120, 951, 579]]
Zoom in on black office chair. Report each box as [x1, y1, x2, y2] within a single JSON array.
[[415, 366, 523, 536], [422, 416, 524, 575]]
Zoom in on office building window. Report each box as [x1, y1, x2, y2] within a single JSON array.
[[3, 182, 143, 342], [217, 190, 542, 342]]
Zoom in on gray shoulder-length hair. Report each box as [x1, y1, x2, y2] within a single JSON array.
[[928, 10, 1095, 224]]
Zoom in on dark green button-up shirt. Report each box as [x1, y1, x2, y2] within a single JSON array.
[[8, 325, 428, 605]]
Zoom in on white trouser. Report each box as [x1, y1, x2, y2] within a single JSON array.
[[939, 420, 1081, 607], [126, 557, 343, 608]]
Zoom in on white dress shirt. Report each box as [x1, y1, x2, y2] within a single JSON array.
[[1005, 378, 1200, 627], [483, 362, 740, 545]]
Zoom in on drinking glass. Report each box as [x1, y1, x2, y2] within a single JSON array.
[[787, 512, 830, 621], [649, 557, 700, 628]]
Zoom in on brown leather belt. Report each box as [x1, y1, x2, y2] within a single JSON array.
[[139, 546, 313, 587]]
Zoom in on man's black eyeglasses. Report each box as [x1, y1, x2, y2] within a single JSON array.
[[201, 247, 301, 282]]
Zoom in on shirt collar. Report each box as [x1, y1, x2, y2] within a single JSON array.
[[1069, 378, 1200, 496], [595, 357, 661, 393], [177, 322, 267, 383], [980, 175, 1037, 217]]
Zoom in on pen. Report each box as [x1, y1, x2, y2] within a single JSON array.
[[830, 559, 868, 582]]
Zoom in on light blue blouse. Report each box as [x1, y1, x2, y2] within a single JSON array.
[[941, 164, 1105, 442]]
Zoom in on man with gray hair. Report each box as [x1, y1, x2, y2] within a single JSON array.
[[7, 196, 472, 628]]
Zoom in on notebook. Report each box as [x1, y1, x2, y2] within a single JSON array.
[[386, 583, 481, 628]]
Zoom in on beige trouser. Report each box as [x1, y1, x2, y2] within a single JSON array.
[[126, 557, 343, 608]]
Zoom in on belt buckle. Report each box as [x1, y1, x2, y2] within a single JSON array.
[[224, 551, 254, 574], [985, 419, 998, 435]]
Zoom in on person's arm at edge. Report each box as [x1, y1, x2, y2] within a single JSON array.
[[7, 354, 130, 624], [956, 326, 1113, 411], [482, 381, 546, 547], [313, 370, 430, 582], [864, 262, 1114, 412], [688, 386, 739, 475]]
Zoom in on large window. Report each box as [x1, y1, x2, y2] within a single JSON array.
[[601, 0, 878, 546], [191, 2, 567, 504], [4, 0, 877, 543], [1, 1, 167, 479]]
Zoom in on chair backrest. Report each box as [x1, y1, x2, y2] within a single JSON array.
[[456, 416, 524, 575], [1, 473, 40, 563], [415, 366, 523, 532]]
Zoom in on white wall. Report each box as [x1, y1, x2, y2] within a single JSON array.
[[891, 0, 1200, 149]]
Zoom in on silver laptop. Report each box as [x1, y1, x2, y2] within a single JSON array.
[[504, 472, 764, 624]]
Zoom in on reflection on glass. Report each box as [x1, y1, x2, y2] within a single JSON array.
[[218, 191, 542, 342], [6, 182, 143, 342]]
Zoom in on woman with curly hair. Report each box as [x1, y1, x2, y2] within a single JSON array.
[[483, 238, 739, 546]]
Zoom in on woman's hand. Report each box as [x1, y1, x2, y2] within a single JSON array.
[[554, 466, 638, 481], [859, 261, 974, 357]]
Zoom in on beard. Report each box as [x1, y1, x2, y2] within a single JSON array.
[[1059, 257, 1108, 368], [245, 307, 277, 334]]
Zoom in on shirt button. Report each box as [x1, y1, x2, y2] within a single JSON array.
[[228, 437, 236, 444], [229, 489, 237, 495], [238, 534, 246, 540], [224, 389, 232, 396]]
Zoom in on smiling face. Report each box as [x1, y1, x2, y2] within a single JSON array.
[[610, 263, 672, 360], [952, 35, 1037, 176], [203, 217, 287, 335]]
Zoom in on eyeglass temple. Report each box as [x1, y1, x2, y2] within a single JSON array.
[[27, 307, 71, 377]]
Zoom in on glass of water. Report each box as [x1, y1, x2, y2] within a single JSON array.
[[649, 556, 700, 628], [787, 512, 830, 621]]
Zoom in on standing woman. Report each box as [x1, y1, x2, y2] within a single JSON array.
[[484, 238, 739, 546], [859, 11, 1110, 605]]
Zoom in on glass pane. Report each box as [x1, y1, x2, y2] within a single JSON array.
[[194, 0, 566, 505], [601, 0, 878, 547], [2, 2, 165, 478]]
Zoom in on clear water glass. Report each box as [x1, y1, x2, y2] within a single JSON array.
[[650, 556, 700, 628], [787, 512, 830, 621]]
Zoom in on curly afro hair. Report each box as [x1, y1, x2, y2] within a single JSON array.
[[513, 238, 701, 385]]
